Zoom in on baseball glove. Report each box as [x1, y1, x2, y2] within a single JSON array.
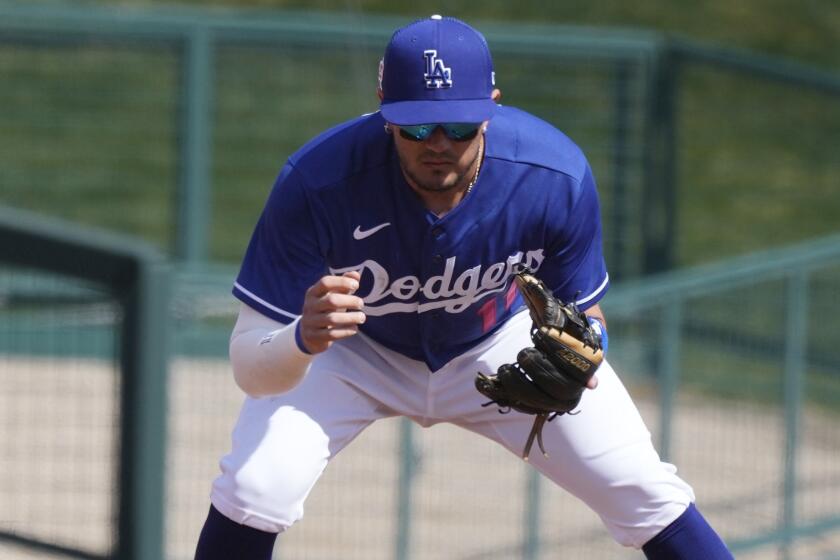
[[475, 267, 604, 460]]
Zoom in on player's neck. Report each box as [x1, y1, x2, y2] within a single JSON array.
[[406, 135, 484, 218]]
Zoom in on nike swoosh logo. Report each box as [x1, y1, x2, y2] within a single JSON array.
[[353, 222, 391, 240]]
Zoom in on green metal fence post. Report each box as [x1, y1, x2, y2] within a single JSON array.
[[658, 301, 683, 461], [395, 418, 416, 560], [781, 271, 808, 560], [641, 44, 679, 275], [118, 258, 171, 560], [610, 61, 631, 281], [0, 207, 171, 559], [523, 469, 542, 560], [177, 27, 215, 264]]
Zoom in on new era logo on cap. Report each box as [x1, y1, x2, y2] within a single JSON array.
[[379, 15, 497, 125]]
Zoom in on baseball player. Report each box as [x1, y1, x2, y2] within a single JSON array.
[[195, 15, 733, 559]]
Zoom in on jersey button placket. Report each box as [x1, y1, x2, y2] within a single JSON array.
[[421, 225, 448, 366], [431, 225, 445, 263]]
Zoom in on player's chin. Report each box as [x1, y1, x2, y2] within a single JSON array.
[[415, 173, 460, 193]]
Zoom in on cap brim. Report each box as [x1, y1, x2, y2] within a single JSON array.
[[380, 98, 497, 125]]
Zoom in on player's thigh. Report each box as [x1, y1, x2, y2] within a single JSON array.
[[463, 360, 694, 547], [211, 346, 389, 531]]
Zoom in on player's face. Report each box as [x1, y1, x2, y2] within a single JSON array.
[[392, 123, 484, 194]]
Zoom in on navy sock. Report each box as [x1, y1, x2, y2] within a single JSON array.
[[194, 505, 278, 560], [642, 503, 733, 559]]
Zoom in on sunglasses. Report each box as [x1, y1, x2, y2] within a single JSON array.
[[397, 123, 482, 142]]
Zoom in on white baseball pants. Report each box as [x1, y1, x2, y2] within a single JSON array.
[[209, 309, 694, 548]]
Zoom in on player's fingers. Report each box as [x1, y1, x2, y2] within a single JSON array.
[[308, 310, 366, 328], [300, 271, 365, 353], [324, 326, 360, 340], [298, 323, 360, 353], [342, 270, 361, 288], [332, 310, 366, 326], [322, 292, 365, 310], [307, 274, 360, 297], [303, 293, 364, 315], [586, 375, 598, 390]]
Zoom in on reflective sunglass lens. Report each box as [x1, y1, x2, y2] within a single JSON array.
[[397, 123, 481, 142]]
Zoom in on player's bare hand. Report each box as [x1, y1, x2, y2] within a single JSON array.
[[300, 271, 365, 354]]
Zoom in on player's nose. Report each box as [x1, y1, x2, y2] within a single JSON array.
[[423, 126, 452, 152]]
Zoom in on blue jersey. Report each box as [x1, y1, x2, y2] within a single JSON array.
[[234, 106, 609, 371]]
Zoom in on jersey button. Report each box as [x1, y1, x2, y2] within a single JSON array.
[[432, 254, 443, 262], [431, 226, 444, 238]]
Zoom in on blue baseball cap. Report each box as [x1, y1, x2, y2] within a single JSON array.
[[379, 15, 497, 126]]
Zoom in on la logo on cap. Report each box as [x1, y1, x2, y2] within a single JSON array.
[[423, 50, 452, 89]]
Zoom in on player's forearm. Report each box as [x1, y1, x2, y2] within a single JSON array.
[[229, 304, 313, 397]]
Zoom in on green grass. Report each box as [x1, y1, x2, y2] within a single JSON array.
[[677, 66, 840, 265], [0, 44, 179, 248]]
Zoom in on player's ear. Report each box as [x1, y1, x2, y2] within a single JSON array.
[[492, 88, 502, 103], [376, 58, 385, 102]]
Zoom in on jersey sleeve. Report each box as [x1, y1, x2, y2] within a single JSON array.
[[540, 164, 609, 310], [233, 163, 328, 324]]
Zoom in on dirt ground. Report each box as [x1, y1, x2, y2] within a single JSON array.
[[1, 356, 839, 559]]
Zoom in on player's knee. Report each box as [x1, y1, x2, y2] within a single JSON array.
[[608, 499, 691, 548], [213, 469, 307, 533], [212, 427, 329, 532], [228, 455, 326, 531], [237, 474, 306, 527], [597, 463, 696, 548]]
